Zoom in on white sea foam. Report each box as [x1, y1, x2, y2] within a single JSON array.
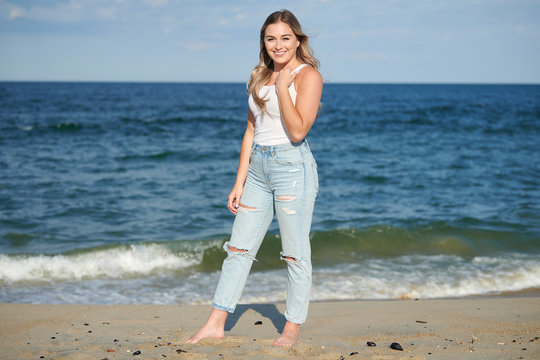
[[1, 252, 539, 304], [309, 254, 540, 301], [0, 244, 199, 284]]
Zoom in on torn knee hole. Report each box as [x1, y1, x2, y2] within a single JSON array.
[[276, 195, 295, 202], [225, 243, 258, 261], [228, 245, 248, 253], [281, 254, 297, 262], [280, 253, 311, 278]]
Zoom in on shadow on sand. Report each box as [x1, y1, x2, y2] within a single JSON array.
[[224, 304, 286, 334]]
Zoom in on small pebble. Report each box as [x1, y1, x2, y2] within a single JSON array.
[[114, 339, 119, 342], [522, 348, 527, 351], [176, 349, 187, 354], [51, 336, 56, 339], [390, 342, 404, 351], [107, 349, 115, 353], [366, 341, 376, 347], [133, 350, 141, 355], [254, 320, 263, 325], [340, 356, 344, 360], [349, 351, 358, 355], [84, 323, 89, 326]]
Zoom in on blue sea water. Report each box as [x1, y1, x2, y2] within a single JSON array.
[[0, 82, 539, 304]]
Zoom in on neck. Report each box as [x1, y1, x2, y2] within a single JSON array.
[[273, 58, 300, 72]]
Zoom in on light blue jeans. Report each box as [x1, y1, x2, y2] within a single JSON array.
[[213, 140, 318, 324]]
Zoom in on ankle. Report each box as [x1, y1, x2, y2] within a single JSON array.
[[207, 307, 228, 327], [283, 321, 300, 333]]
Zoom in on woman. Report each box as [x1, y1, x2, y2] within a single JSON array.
[[187, 9, 322, 347]]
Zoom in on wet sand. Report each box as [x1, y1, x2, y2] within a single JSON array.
[[1, 297, 539, 359]]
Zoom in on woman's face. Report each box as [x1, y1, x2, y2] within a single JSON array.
[[264, 21, 300, 67]]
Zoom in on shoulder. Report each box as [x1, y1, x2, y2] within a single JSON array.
[[295, 66, 323, 92]]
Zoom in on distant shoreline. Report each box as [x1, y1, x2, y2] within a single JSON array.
[[1, 80, 540, 85]]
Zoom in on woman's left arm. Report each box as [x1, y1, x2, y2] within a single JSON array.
[[275, 67, 323, 142]]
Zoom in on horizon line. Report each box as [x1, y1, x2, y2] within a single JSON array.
[[1, 79, 539, 86]]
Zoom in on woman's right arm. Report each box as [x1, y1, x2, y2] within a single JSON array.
[[227, 110, 255, 214]]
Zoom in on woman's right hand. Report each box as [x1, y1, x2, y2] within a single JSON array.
[[227, 184, 244, 215]]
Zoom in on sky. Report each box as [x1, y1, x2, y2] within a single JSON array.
[[1, 0, 539, 83]]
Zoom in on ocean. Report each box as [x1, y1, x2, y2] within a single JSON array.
[[0, 82, 539, 305]]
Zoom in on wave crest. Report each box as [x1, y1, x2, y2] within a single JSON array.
[[0, 244, 198, 284]]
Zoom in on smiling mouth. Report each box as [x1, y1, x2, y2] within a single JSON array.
[[274, 51, 285, 56]]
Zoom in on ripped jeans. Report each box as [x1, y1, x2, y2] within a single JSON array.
[[212, 140, 318, 324]]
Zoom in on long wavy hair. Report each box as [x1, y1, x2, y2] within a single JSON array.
[[247, 10, 319, 114]]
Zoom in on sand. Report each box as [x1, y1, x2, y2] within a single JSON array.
[[0, 297, 539, 359]]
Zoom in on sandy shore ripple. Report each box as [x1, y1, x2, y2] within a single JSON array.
[[1, 297, 539, 359]]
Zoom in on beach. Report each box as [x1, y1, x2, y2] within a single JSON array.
[[1, 297, 538, 359]]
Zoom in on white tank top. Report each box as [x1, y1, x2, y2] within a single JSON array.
[[249, 64, 308, 145]]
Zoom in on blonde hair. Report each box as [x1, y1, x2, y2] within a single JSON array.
[[247, 10, 319, 114]]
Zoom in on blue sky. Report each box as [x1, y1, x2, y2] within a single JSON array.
[[1, 0, 539, 83]]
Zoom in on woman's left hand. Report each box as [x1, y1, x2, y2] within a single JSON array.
[[275, 67, 296, 93]]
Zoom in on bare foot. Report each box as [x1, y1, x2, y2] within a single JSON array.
[[186, 323, 224, 344], [186, 308, 228, 344], [273, 321, 300, 346]]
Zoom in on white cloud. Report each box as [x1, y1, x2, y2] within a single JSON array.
[[0, 1, 24, 20], [1, 0, 87, 23], [9, 6, 24, 19]]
